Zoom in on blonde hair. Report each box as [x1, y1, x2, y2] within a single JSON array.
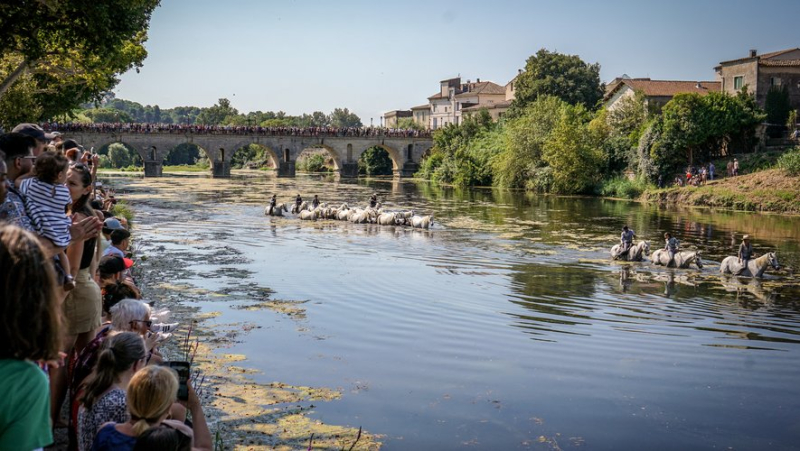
[[127, 365, 178, 436]]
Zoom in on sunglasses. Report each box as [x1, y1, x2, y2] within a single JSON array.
[[18, 155, 37, 161], [129, 319, 153, 328]]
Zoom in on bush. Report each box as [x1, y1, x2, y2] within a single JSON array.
[[111, 200, 135, 225], [297, 153, 331, 172], [599, 176, 652, 199], [777, 147, 800, 175], [358, 146, 393, 176]]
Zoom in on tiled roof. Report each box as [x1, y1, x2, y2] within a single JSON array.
[[604, 79, 721, 101], [410, 104, 430, 110], [462, 100, 512, 111], [455, 81, 505, 98], [719, 48, 800, 65], [427, 92, 445, 100], [760, 59, 800, 67]]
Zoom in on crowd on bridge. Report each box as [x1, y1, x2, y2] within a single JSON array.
[[0, 123, 212, 450], [42, 122, 433, 139]]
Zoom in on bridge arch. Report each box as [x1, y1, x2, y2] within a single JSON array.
[[229, 142, 279, 170], [296, 145, 341, 173], [362, 143, 401, 171], [96, 141, 144, 169]]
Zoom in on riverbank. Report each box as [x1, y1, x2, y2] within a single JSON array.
[[640, 169, 800, 214], [120, 179, 381, 450]]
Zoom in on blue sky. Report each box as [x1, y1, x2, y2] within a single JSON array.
[[115, 0, 800, 123]]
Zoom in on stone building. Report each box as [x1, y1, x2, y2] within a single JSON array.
[[383, 110, 412, 128], [410, 104, 430, 129], [427, 77, 505, 129], [603, 77, 720, 111], [462, 71, 521, 121], [715, 48, 800, 112]]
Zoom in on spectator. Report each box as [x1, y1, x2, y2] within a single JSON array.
[[11, 123, 53, 157], [101, 218, 126, 255], [77, 332, 146, 451], [708, 162, 715, 181], [105, 228, 131, 258], [733, 158, 739, 176], [92, 366, 212, 451], [0, 225, 62, 450], [0, 133, 37, 230], [133, 425, 191, 451]]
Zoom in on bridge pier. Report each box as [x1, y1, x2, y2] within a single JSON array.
[[397, 161, 419, 178], [277, 161, 296, 177], [143, 161, 162, 177], [340, 162, 359, 178], [212, 160, 231, 177]]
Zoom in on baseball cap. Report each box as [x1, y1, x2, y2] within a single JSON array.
[[103, 217, 125, 232], [11, 123, 56, 141]]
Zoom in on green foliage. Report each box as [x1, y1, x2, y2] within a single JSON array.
[[640, 91, 764, 179], [396, 117, 423, 130], [196, 98, 238, 125], [297, 153, 332, 173], [543, 104, 604, 194], [777, 147, 800, 175], [106, 143, 142, 169], [231, 144, 273, 169], [599, 176, 653, 199], [163, 143, 203, 165], [765, 85, 791, 125], [83, 108, 133, 123], [493, 96, 565, 188], [358, 146, 393, 176], [508, 48, 603, 116], [111, 201, 135, 225], [788, 109, 798, 131], [0, 1, 160, 123], [329, 107, 362, 127]]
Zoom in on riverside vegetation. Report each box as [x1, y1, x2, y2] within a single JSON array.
[[416, 49, 800, 213]]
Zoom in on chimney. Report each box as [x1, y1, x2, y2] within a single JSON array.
[[696, 82, 701, 89], [477, 78, 480, 83], [749, 49, 757, 58], [518, 69, 522, 74]]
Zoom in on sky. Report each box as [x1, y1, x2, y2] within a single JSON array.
[[114, 0, 800, 124]]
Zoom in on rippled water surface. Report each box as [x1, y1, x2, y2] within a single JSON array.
[[108, 172, 800, 450]]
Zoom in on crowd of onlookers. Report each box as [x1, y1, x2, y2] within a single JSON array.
[[42, 122, 433, 138], [662, 158, 741, 188], [0, 124, 211, 450]]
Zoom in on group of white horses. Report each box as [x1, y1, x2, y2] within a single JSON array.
[[610, 241, 781, 278], [265, 201, 435, 229]]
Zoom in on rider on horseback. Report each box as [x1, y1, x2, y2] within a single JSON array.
[[268, 194, 277, 215], [736, 234, 753, 275], [664, 232, 679, 266], [619, 226, 635, 257]]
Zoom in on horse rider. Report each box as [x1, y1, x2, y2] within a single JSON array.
[[295, 194, 303, 209], [664, 232, 679, 266], [268, 194, 277, 215], [619, 225, 635, 257], [311, 195, 320, 209], [369, 193, 378, 208], [737, 234, 753, 275]]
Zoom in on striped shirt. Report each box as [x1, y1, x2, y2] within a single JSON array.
[[19, 178, 72, 248]]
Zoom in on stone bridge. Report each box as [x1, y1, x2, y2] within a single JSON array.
[[68, 131, 433, 178]]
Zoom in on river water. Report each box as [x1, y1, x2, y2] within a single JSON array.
[[108, 172, 800, 450]]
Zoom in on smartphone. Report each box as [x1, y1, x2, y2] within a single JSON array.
[[165, 361, 190, 401]]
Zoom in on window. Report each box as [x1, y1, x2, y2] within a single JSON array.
[[771, 77, 782, 87], [733, 76, 744, 90]]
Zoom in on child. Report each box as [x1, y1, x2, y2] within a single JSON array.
[[20, 151, 75, 290]]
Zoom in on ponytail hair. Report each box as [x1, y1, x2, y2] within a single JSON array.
[[79, 332, 146, 410], [127, 365, 178, 436]]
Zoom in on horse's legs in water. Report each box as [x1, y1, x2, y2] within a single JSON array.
[[735, 258, 749, 275]]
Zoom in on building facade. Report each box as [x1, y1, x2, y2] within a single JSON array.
[[383, 110, 413, 128], [715, 48, 800, 112], [410, 104, 430, 129], [603, 78, 720, 111]]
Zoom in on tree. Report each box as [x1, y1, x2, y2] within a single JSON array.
[[329, 108, 362, 127], [83, 108, 133, 123], [508, 49, 603, 116], [0, 0, 160, 121], [196, 98, 238, 125], [397, 117, 423, 130], [107, 143, 132, 168], [358, 146, 394, 176], [542, 104, 604, 194], [765, 85, 791, 125]]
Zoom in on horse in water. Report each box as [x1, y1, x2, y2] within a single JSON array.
[[291, 201, 310, 214], [650, 249, 704, 269], [610, 241, 650, 261], [264, 203, 289, 217], [720, 252, 780, 278]]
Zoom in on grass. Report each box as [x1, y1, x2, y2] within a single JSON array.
[[162, 164, 209, 172], [112, 200, 135, 224], [599, 176, 653, 199]]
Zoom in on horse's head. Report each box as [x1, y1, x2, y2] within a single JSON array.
[[694, 252, 703, 269], [768, 252, 781, 270], [642, 241, 651, 254]]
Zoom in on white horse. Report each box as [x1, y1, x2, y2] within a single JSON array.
[[298, 209, 319, 220], [651, 249, 704, 269], [720, 252, 780, 278], [264, 203, 289, 217], [377, 212, 405, 226], [610, 241, 650, 261], [291, 201, 310, 214], [410, 215, 434, 229]]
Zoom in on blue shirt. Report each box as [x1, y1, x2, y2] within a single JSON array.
[[91, 423, 136, 451], [0, 180, 34, 231]]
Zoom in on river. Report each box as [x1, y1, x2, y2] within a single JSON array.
[[106, 171, 800, 450]]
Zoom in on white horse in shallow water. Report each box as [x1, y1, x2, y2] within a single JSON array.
[[650, 249, 704, 269], [610, 241, 650, 261], [264, 203, 289, 217], [720, 252, 780, 278]]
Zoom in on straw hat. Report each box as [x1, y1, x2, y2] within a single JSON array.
[[742, 234, 750, 240]]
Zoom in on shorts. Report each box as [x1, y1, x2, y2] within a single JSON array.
[[62, 269, 102, 335]]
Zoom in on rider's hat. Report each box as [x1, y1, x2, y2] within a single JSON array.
[[743, 234, 750, 240]]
